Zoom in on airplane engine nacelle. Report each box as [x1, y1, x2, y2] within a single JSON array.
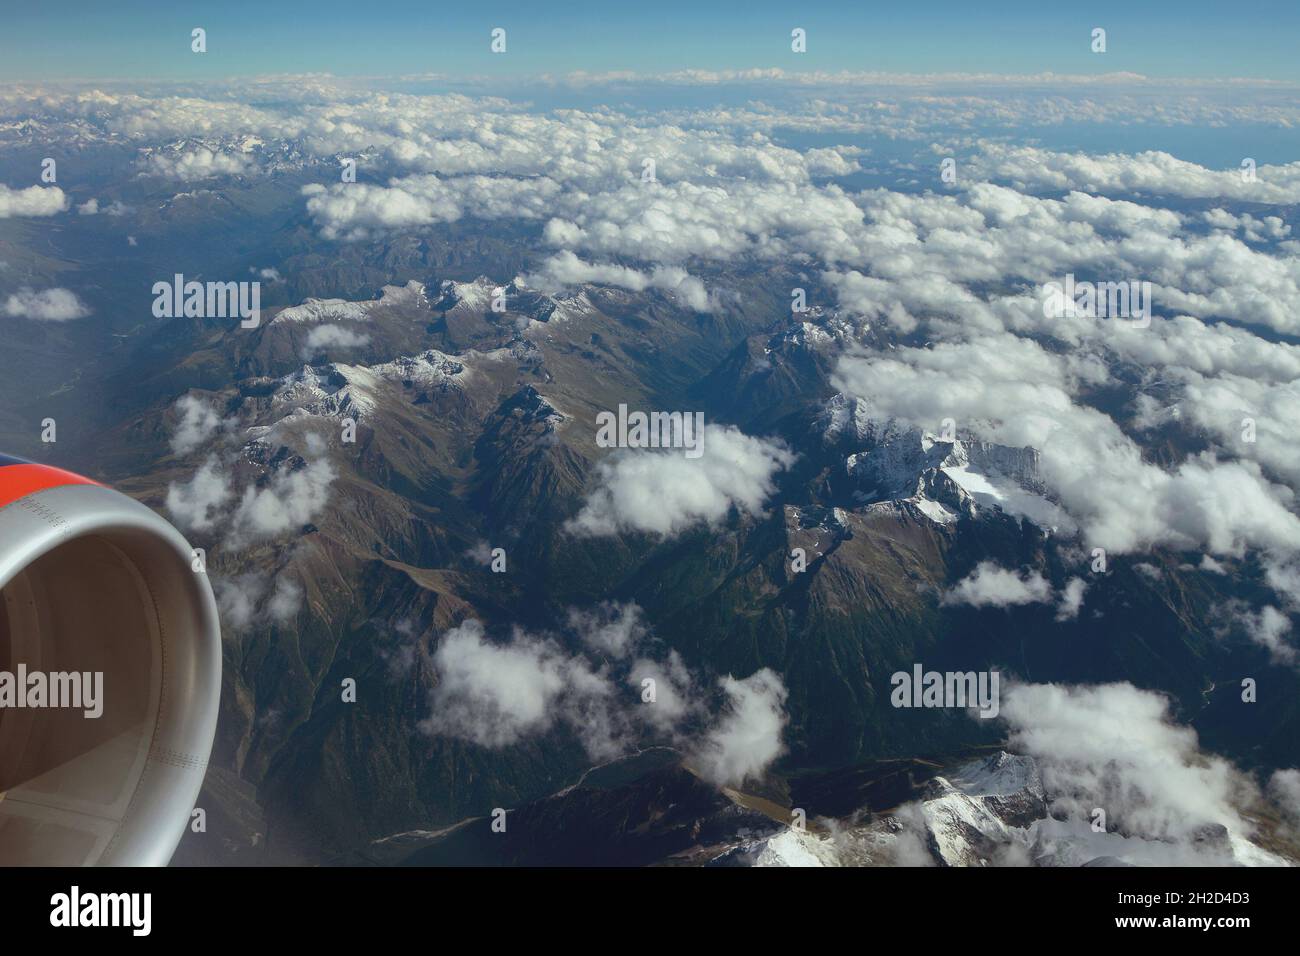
[[0, 454, 220, 865]]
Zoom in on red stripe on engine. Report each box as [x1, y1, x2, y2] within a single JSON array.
[[0, 463, 99, 511]]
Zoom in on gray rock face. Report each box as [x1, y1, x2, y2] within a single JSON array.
[[911, 752, 1050, 866], [824, 407, 1062, 532]]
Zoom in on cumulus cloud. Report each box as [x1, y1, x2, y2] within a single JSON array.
[[214, 571, 303, 632], [942, 562, 1052, 608], [522, 251, 710, 311], [568, 601, 647, 658], [229, 457, 336, 543], [378, 618, 433, 678], [998, 682, 1285, 863], [1242, 605, 1297, 666], [809, 182, 1300, 336], [832, 336, 1300, 557], [875, 680, 1295, 865], [465, 540, 495, 566], [0, 183, 67, 218], [1145, 368, 1300, 487], [628, 650, 698, 734], [72, 197, 129, 217], [303, 174, 560, 240], [165, 455, 233, 531], [688, 669, 789, 788], [266, 576, 304, 622], [420, 606, 668, 758], [419, 604, 783, 786], [300, 324, 372, 359], [142, 147, 252, 180], [534, 179, 867, 267], [2, 287, 90, 321], [1269, 769, 1300, 826], [170, 394, 226, 455], [568, 425, 794, 537], [420, 619, 610, 749], [1055, 577, 1088, 621], [969, 144, 1300, 205], [166, 447, 335, 546], [1264, 556, 1300, 607], [1204, 208, 1291, 242]]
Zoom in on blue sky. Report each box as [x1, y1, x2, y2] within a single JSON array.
[[3, 0, 1298, 82]]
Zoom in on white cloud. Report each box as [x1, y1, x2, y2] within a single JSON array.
[[164, 419, 335, 547], [942, 561, 1052, 608], [1242, 606, 1296, 666], [230, 456, 336, 543], [2, 287, 90, 321], [1264, 558, 1300, 612], [420, 606, 688, 758], [628, 650, 698, 734], [832, 338, 1300, 557], [165, 455, 232, 531], [142, 147, 252, 180], [969, 144, 1300, 205], [568, 602, 646, 658], [419, 619, 616, 751], [1204, 209, 1291, 242], [170, 394, 225, 455], [300, 324, 372, 359], [465, 540, 494, 566], [266, 577, 304, 623], [1001, 682, 1265, 857], [1055, 577, 1088, 621], [1146, 369, 1300, 487], [1269, 769, 1300, 826], [74, 197, 128, 217], [418, 604, 782, 784], [522, 251, 710, 312], [0, 184, 66, 218], [689, 669, 789, 788], [568, 425, 794, 537], [214, 571, 303, 632]]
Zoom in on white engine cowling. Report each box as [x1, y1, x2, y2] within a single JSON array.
[[0, 456, 221, 865]]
